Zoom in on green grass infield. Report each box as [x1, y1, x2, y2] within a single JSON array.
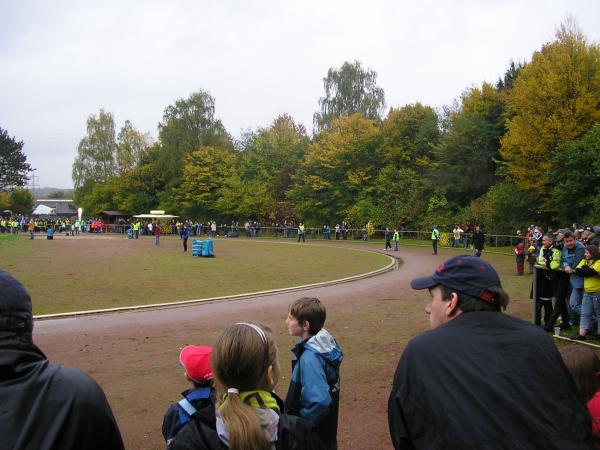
[[0, 234, 390, 314]]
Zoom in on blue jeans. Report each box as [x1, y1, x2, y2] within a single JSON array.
[[580, 292, 600, 331], [569, 287, 584, 322], [394, 240, 398, 251]]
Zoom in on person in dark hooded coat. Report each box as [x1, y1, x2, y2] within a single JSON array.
[[0, 270, 125, 450]]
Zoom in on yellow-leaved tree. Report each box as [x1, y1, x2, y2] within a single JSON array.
[[501, 20, 600, 195]]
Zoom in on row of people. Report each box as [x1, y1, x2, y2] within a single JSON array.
[[2, 255, 598, 449], [531, 227, 600, 340]]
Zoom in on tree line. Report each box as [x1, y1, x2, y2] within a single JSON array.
[[7, 20, 596, 233]]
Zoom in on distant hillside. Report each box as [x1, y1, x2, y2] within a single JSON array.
[[34, 187, 75, 198]]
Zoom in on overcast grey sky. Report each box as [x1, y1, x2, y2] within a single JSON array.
[[1, 1, 599, 189]]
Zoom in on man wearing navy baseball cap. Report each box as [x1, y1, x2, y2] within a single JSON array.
[[388, 255, 592, 450], [0, 270, 125, 450]]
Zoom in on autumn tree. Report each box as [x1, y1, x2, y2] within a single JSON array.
[[116, 120, 152, 174], [0, 191, 9, 210], [216, 174, 273, 220], [158, 90, 232, 184], [289, 114, 382, 223], [72, 109, 118, 196], [380, 103, 439, 169], [173, 146, 236, 219], [0, 127, 32, 190], [501, 21, 600, 196], [239, 114, 308, 202], [435, 83, 506, 206], [9, 188, 34, 215], [373, 104, 440, 227], [549, 124, 600, 223], [313, 61, 386, 132]]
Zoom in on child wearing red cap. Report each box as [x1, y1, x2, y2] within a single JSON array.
[[162, 345, 215, 449]]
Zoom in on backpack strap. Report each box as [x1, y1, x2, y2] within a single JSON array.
[[178, 398, 197, 417]]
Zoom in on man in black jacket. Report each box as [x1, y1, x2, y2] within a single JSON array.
[[472, 225, 485, 257], [388, 255, 592, 450], [0, 270, 125, 450]]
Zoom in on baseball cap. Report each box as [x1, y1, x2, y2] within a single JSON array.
[[410, 255, 502, 304], [179, 345, 213, 383], [0, 270, 33, 332], [584, 225, 594, 232]]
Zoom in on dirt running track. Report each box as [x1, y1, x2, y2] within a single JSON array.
[[33, 244, 454, 449]]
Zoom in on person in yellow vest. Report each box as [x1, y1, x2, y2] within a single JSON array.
[[393, 228, 400, 252], [431, 225, 440, 255], [0, 218, 6, 233], [297, 223, 305, 243], [133, 221, 140, 239]]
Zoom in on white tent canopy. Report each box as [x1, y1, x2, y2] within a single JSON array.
[[32, 204, 56, 215], [132, 210, 178, 219]]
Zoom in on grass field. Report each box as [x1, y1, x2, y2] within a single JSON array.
[[0, 233, 390, 314]]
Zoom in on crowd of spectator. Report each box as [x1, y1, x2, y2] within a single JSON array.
[[522, 224, 600, 342]]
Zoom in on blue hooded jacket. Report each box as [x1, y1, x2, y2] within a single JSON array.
[[284, 329, 343, 449]]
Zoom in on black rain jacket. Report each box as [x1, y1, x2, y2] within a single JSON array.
[[0, 331, 124, 450]]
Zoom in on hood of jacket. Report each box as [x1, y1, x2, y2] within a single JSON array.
[[0, 331, 48, 383], [299, 329, 343, 367]]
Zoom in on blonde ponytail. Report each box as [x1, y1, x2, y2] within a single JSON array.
[[213, 323, 279, 450], [219, 393, 269, 450]]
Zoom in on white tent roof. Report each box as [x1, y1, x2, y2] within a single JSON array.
[[32, 204, 56, 215], [132, 213, 179, 219]]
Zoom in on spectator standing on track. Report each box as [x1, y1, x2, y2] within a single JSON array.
[[182, 224, 189, 252], [472, 225, 485, 257], [527, 242, 538, 274], [384, 227, 392, 250], [452, 225, 462, 248], [515, 240, 525, 275], [388, 256, 592, 450], [431, 225, 440, 255], [393, 228, 399, 252], [28, 219, 34, 240], [297, 223, 306, 243], [155, 222, 161, 246], [0, 270, 125, 450]]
